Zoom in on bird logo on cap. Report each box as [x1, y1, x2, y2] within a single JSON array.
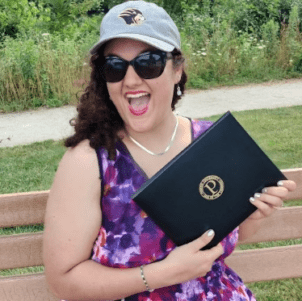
[[118, 8, 146, 25]]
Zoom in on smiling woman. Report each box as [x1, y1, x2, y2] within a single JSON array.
[[103, 38, 182, 138], [43, 1, 296, 301]]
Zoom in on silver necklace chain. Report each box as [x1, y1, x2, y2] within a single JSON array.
[[128, 116, 179, 156]]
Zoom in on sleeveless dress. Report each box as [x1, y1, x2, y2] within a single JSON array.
[[68, 119, 257, 301]]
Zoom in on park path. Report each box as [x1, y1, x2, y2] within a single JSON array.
[[1, 78, 301, 148]]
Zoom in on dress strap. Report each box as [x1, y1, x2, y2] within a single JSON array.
[[95, 148, 105, 201]]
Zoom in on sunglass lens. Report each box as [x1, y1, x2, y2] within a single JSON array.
[[135, 52, 166, 79], [103, 57, 127, 82]]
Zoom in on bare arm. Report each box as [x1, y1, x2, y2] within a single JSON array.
[[43, 140, 224, 301], [238, 180, 296, 242]]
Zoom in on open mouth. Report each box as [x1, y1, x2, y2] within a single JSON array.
[[127, 92, 151, 116]]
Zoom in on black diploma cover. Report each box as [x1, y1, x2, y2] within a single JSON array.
[[132, 112, 286, 250]]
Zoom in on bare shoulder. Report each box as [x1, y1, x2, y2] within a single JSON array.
[[48, 139, 101, 209], [61, 139, 99, 172]]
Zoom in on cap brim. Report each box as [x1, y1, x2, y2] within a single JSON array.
[[90, 33, 176, 55]]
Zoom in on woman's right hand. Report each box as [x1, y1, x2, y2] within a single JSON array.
[[160, 230, 223, 285]]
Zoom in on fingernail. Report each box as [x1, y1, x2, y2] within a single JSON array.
[[277, 181, 284, 187], [262, 188, 268, 193], [254, 193, 261, 198], [207, 229, 214, 237], [250, 197, 255, 202]]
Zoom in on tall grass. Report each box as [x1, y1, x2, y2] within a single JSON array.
[[181, 6, 302, 88], [0, 32, 94, 112], [0, 4, 301, 112]]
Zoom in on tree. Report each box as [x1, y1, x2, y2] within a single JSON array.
[[0, 0, 41, 40]]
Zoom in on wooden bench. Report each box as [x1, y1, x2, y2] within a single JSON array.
[[1, 168, 301, 301]]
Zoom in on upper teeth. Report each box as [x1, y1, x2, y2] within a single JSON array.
[[127, 92, 149, 99]]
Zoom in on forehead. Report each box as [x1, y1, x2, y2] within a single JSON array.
[[103, 38, 157, 58]]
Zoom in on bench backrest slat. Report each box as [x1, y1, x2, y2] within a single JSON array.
[[0, 191, 48, 228], [225, 244, 302, 283], [1, 205, 301, 271], [0, 168, 300, 229], [238, 206, 302, 244], [0, 233, 43, 270], [0, 273, 58, 301]]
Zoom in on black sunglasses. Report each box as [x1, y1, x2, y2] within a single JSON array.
[[101, 50, 173, 83]]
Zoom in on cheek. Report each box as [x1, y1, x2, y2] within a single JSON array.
[[105, 84, 122, 111], [106, 83, 119, 99], [151, 79, 175, 106]]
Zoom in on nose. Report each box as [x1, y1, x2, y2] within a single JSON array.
[[123, 64, 143, 87]]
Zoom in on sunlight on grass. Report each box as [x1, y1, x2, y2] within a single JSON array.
[[0, 266, 44, 277], [0, 140, 65, 194], [247, 278, 302, 301]]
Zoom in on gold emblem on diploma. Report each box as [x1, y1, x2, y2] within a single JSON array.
[[199, 175, 224, 200]]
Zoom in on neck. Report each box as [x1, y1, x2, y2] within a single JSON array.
[[125, 113, 178, 154]]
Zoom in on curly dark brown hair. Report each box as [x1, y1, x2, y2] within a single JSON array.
[[65, 46, 187, 159]]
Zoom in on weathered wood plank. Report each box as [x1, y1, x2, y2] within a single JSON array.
[[238, 206, 302, 244], [0, 168, 300, 229], [1, 206, 300, 270], [226, 244, 302, 283], [0, 233, 43, 270], [0, 273, 58, 301], [0, 191, 49, 228]]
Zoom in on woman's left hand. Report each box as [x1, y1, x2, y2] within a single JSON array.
[[248, 180, 297, 220]]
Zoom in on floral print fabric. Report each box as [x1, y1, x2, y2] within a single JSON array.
[[90, 119, 256, 301]]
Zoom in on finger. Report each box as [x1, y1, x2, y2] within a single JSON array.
[[209, 242, 224, 258], [262, 180, 297, 197], [261, 186, 289, 199], [277, 180, 297, 192], [249, 197, 274, 217], [188, 229, 215, 251], [253, 192, 283, 208]]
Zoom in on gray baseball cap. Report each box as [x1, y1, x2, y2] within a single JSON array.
[[90, 0, 181, 55]]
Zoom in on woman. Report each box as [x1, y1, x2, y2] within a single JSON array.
[[43, 1, 296, 300]]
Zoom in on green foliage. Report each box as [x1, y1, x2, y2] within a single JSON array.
[[0, 0, 42, 40], [230, 0, 281, 34], [261, 20, 280, 55], [41, 0, 97, 32], [0, 0, 302, 111], [0, 31, 96, 111], [0, 0, 103, 41]]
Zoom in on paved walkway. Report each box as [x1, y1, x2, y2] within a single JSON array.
[[1, 79, 301, 148]]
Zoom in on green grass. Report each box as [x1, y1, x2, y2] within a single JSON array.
[[204, 106, 302, 170], [0, 107, 302, 300], [0, 224, 44, 236], [238, 238, 302, 251], [0, 266, 45, 277], [0, 106, 301, 195], [247, 278, 302, 301], [0, 140, 66, 194]]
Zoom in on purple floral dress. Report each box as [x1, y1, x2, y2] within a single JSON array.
[[89, 119, 256, 301]]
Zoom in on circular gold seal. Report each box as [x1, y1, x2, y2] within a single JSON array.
[[199, 175, 224, 200]]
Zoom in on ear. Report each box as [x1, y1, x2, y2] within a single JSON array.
[[173, 66, 183, 85]]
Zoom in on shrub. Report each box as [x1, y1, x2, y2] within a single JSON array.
[[0, 31, 93, 111]]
